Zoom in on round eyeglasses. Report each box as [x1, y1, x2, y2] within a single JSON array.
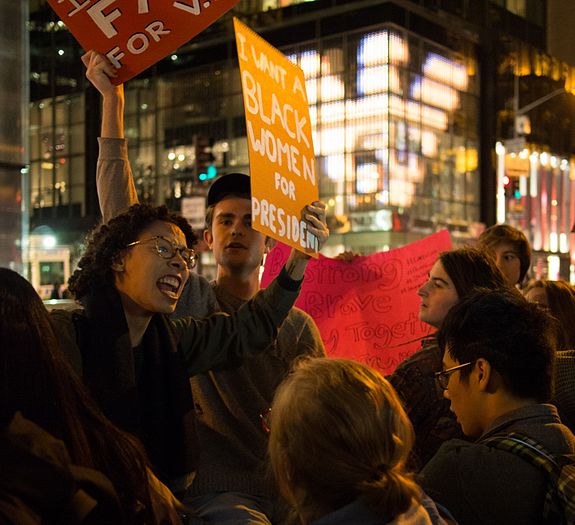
[[125, 235, 198, 269], [435, 361, 476, 390]]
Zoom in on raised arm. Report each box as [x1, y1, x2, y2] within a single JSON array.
[[82, 51, 138, 222]]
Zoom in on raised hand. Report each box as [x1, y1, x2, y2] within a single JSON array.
[[82, 50, 122, 98]]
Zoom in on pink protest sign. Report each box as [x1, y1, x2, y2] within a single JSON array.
[[261, 230, 453, 375], [48, 0, 240, 84]]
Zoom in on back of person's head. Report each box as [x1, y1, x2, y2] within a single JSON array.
[[0, 268, 158, 523], [68, 203, 196, 299], [478, 224, 531, 282], [438, 247, 509, 298], [268, 358, 419, 524], [437, 288, 556, 402], [525, 279, 575, 350]]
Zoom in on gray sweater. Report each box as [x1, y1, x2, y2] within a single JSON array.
[[188, 284, 325, 499]]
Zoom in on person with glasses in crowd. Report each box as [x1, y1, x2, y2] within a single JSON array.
[[82, 50, 327, 523], [524, 279, 575, 433], [388, 247, 510, 469], [420, 288, 575, 525], [266, 357, 454, 525], [50, 202, 329, 499]]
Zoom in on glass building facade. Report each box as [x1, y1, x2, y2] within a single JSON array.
[[26, 0, 575, 280], [29, 21, 480, 258], [0, 0, 28, 273]]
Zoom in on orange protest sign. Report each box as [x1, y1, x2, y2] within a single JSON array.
[[260, 231, 453, 375], [47, 0, 240, 84], [233, 18, 319, 257]]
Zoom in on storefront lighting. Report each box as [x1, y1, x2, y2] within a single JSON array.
[[560, 233, 569, 254], [320, 75, 344, 101], [421, 131, 438, 157], [324, 154, 345, 182], [357, 31, 408, 67], [423, 52, 469, 91], [519, 175, 527, 196], [42, 235, 56, 249], [550, 156, 558, 168], [550, 233, 559, 254], [413, 78, 459, 111], [358, 65, 401, 95], [540, 152, 549, 166], [519, 149, 529, 159], [168, 152, 176, 161], [547, 255, 560, 280], [305, 79, 317, 104], [560, 159, 569, 171], [300, 50, 321, 78], [177, 154, 186, 162]]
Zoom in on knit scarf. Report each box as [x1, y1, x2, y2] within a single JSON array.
[[77, 286, 198, 487]]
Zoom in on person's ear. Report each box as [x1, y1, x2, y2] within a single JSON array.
[[475, 358, 493, 392], [204, 229, 214, 249], [264, 237, 277, 254], [111, 253, 125, 273]]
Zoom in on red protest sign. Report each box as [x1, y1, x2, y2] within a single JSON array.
[[260, 231, 453, 375], [47, 0, 240, 84]]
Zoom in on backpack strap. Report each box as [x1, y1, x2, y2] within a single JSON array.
[[482, 432, 574, 524]]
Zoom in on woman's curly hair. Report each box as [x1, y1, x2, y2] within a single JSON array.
[[68, 204, 197, 299]]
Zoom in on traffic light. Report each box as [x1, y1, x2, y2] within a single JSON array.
[[503, 175, 521, 199], [194, 135, 216, 182]]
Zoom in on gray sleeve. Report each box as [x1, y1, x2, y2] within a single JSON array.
[[97, 137, 139, 222], [294, 309, 326, 358], [173, 273, 219, 318], [171, 271, 301, 376]]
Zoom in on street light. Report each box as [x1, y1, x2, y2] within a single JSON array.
[[513, 74, 566, 138]]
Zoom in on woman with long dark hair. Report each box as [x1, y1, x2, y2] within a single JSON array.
[[388, 247, 511, 469], [0, 268, 182, 523]]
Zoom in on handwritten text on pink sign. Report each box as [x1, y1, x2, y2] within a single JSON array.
[[261, 231, 452, 374]]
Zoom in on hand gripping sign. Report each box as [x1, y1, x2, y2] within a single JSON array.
[[48, 0, 241, 84], [234, 18, 319, 258], [261, 231, 453, 375]]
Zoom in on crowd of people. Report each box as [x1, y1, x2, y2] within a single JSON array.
[[1, 51, 574, 524]]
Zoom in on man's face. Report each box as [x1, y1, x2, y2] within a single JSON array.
[[491, 242, 522, 285], [205, 196, 268, 274], [114, 220, 190, 316], [442, 351, 483, 438], [418, 260, 460, 328]]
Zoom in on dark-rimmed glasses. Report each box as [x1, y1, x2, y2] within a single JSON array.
[[435, 361, 476, 390], [125, 236, 198, 269]]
